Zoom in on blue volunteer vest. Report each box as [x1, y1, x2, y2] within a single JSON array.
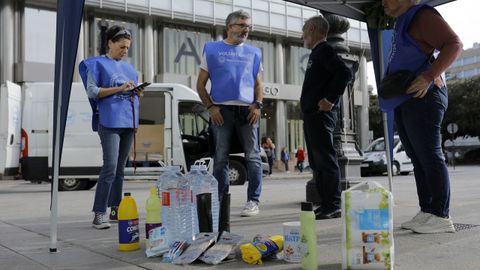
[[204, 41, 261, 104], [379, 4, 438, 111], [79, 56, 139, 131]]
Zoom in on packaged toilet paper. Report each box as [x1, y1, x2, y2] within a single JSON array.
[[342, 181, 394, 270]]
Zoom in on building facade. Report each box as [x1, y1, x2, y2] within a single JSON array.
[[446, 43, 480, 80], [0, 0, 371, 159]]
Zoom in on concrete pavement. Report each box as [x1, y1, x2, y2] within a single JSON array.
[[0, 166, 479, 269]]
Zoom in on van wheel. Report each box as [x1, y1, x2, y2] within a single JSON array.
[[59, 178, 88, 191], [392, 162, 400, 176], [228, 159, 247, 186]]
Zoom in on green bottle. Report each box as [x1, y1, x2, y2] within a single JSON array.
[[300, 202, 317, 270]]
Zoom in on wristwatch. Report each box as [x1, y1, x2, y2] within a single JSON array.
[[254, 100, 263, 109]]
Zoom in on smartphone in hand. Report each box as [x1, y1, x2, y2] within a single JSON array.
[[130, 82, 151, 92]]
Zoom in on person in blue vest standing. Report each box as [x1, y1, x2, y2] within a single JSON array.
[[196, 10, 264, 223], [79, 25, 146, 229], [382, 0, 462, 233]]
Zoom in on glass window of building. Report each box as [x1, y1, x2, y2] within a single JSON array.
[[93, 17, 140, 70], [464, 69, 476, 78], [25, 7, 56, 64], [286, 101, 305, 153], [451, 59, 461, 67], [260, 100, 277, 140], [287, 45, 310, 85], [162, 27, 212, 76], [247, 39, 275, 83], [464, 56, 476, 65]]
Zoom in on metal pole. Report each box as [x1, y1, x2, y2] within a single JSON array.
[[382, 112, 393, 192], [377, 30, 393, 192], [49, 28, 64, 254]]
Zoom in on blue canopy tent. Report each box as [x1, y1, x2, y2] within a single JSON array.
[[50, 0, 456, 251]]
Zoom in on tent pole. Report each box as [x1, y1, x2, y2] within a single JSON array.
[[376, 30, 394, 192], [382, 112, 393, 192], [49, 32, 64, 254]]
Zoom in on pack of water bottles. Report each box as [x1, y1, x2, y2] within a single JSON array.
[[125, 160, 249, 265], [155, 162, 220, 248]]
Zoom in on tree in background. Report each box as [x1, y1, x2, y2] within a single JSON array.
[[368, 93, 383, 139], [442, 76, 480, 138]]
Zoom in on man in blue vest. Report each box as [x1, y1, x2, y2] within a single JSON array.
[[196, 10, 264, 223]]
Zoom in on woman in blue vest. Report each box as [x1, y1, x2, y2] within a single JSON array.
[[79, 25, 144, 229], [382, 0, 462, 233]]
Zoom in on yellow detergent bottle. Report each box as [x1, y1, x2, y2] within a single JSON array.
[[118, 192, 141, 251], [145, 186, 162, 239]]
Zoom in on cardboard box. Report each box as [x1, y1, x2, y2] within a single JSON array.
[[130, 124, 164, 160], [342, 181, 394, 270]]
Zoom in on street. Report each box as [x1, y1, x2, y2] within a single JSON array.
[[0, 166, 479, 269]]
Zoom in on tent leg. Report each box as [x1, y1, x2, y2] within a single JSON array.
[[382, 112, 394, 192]]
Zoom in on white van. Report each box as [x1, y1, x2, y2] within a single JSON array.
[[0, 82, 22, 178], [1, 82, 268, 190], [361, 135, 413, 176]]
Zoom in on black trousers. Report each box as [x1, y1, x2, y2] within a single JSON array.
[[303, 110, 341, 211]]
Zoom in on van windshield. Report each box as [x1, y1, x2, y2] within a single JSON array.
[[366, 138, 400, 152]]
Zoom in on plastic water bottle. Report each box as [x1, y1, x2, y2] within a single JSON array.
[[203, 166, 219, 233], [187, 164, 219, 234], [159, 166, 193, 244], [118, 192, 140, 251], [145, 186, 162, 239]]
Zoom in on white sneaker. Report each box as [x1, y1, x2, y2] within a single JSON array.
[[401, 211, 432, 230], [411, 215, 455, 234], [92, 212, 111, 229], [240, 201, 259, 217]]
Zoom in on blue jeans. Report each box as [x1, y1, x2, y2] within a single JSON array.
[[394, 86, 450, 218], [92, 124, 134, 213], [211, 106, 262, 203], [303, 109, 341, 212]]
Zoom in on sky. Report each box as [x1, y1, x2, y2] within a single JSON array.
[[367, 0, 479, 92]]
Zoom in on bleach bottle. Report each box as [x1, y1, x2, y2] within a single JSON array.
[[118, 192, 140, 251], [145, 186, 162, 239]]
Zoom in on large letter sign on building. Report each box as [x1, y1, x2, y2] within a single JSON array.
[[174, 37, 201, 65]]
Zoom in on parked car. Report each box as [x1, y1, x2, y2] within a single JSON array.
[[361, 136, 413, 176]]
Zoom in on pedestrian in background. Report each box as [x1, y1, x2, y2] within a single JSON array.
[[79, 25, 146, 229], [263, 137, 275, 175], [196, 10, 264, 218], [280, 147, 289, 172], [300, 15, 352, 220], [382, 0, 462, 233], [295, 146, 305, 173]]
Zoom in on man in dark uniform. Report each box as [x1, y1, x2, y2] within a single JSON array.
[[300, 15, 352, 219]]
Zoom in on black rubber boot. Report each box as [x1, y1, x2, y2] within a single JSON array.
[[218, 193, 231, 233], [196, 193, 213, 232]]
